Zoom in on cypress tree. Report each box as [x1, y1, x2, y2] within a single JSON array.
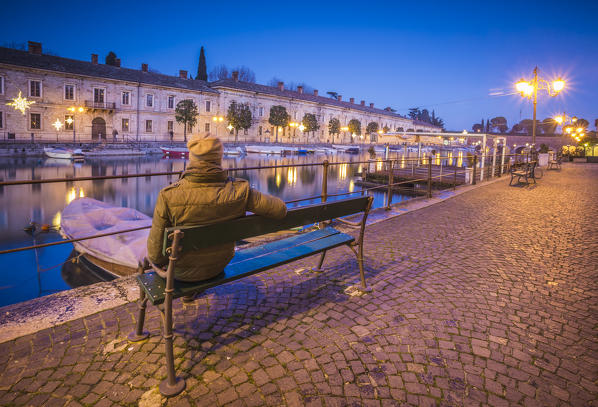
[[196, 47, 207, 81]]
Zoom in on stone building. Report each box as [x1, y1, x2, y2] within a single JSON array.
[[0, 42, 439, 143]]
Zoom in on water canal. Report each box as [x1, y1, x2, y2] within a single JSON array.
[[0, 149, 467, 306]]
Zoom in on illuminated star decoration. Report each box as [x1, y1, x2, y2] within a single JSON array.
[[52, 119, 63, 131], [65, 117, 74, 125], [6, 91, 35, 115]]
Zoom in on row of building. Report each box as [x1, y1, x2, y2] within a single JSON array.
[[0, 41, 440, 144]]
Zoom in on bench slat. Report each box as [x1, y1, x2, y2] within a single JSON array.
[[163, 196, 369, 255], [140, 228, 355, 305]]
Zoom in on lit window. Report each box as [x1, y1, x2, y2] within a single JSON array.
[[93, 88, 105, 103], [146, 94, 153, 107], [122, 92, 130, 105], [122, 118, 129, 132], [205, 100, 211, 112], [168, 96, 175, 109], [29, 80, 41, 97], [145, 120, 152, 132], [30, 113, 41, 129], [64, 84, 74, 100]]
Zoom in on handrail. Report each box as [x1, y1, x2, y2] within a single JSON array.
[[0, 153, 524, 187]]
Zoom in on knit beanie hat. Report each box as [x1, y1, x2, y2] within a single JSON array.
[[187, 135, 223, 167]]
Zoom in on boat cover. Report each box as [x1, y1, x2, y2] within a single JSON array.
[[61, 198, 151, 269]]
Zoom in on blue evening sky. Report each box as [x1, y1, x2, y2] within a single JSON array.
[[2, 0, 596, 131]]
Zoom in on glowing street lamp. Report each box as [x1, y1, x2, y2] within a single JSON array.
[[515, 67, 565, 147]]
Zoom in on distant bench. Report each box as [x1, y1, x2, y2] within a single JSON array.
[[128, 196, 373, 397], [510, 161, 537, 186]]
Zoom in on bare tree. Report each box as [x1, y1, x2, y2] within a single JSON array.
[[208, 64, 229, 81]]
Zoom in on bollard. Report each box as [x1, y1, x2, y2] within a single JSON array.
[[361, 165, 366, 196], [472, 155, 477, 185], [386, 160, 393, 210], [427, 159, 432, 198]]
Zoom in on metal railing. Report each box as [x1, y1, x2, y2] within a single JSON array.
[[0, 153, 529, 256], [84, 100, 116, 110]]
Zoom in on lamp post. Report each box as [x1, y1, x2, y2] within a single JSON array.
[[212, 115, 224, 138], [52, 119, 63, 142], [67, 106, 85, 143], [515, 68, 565, 148]]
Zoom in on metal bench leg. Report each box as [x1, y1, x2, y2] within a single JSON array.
[[351, 197, 373, 293], [159, 231, 185, 397], [312, 250, 327, 272], [128, 262, 150, 342]]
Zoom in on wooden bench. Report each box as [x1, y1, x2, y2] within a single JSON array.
[[128, 196, 373, 397], [509, 161, 537, 185]]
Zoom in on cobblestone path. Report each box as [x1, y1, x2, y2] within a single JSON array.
[[1, 164, 597, 407]]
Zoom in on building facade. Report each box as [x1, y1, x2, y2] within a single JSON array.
[[0, 42, 440, 144]]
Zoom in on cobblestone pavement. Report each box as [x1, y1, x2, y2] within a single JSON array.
[[1, 163, 597, 407]]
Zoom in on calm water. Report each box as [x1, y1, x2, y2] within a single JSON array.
[[0, 148, 466, 306]]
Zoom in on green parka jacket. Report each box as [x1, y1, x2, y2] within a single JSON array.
[[147, 169, 287, 282]]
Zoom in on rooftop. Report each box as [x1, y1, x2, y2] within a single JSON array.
[[0, 46, 217, 94]]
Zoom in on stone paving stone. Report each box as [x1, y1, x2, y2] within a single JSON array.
[[2, 164, 598, 406]]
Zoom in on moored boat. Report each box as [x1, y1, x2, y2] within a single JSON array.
[[160, 146, 189, 158], [60, 198, 151, 278], [44, 147, 85, 161]]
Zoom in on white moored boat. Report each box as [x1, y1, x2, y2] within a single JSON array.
[[60, 198, 151, 278], [44, 147, 85, 161]]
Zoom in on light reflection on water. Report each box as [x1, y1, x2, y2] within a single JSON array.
[[0, 149, 465, 306]]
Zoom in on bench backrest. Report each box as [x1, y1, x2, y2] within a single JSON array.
[[162, 196, 371, 255]]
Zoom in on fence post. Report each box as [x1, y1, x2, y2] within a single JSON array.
[[472, 155, 477, 185], [453, 165, 457, 191], [321, 160, 328, 203], [427, 158, 432, 198], [361, 165, 366, 196], [386, 159, 393, 210]]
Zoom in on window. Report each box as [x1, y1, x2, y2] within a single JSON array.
[[204, 122, 210, 132], [145, 120, 152, 132], [122, 118, 129, 132], [259, 126, 262, 135], [205, 100, 211, 112], [64, 84, 74, 100], [122, 91, 130, 105], [0, 76, 5, 94], [259, 107, 264, 117], [167, 121, 173, 132], [29, 80, 41, 97], [168, 96, 175, 109], [0, 112, 3, 129], [146, 94, 153, 107], [93, 88, 104, 103], [65, 115, 73, 130], [30, 113, 41, 129]]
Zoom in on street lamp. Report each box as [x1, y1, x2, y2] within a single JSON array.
[[212, 115, 224, 138], [515, 67, 565, 147], [52, 119, 63, 142], [67, 106, 85, 143]]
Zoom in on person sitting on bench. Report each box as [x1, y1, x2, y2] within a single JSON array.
[[147, 134, 287, 284]]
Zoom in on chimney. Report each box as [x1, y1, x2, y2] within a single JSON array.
[[28, 41, 42, 55], [350, 97, 355, 104], [141, 63, 148, 72], [297, 86, 303, 94], [179, 70, 187, 79], [369, 102, 374, 108], [91, 54, 98, 64], [337, 95, 342, 101], [115, 58, 121, 67], [277, 82, 284, 91], [360, 100, 365, 106], [313, 89, 318, 96], [232, 71, 239, 81]]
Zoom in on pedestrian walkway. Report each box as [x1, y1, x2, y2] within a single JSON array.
[[1, 164, 597, 407]]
